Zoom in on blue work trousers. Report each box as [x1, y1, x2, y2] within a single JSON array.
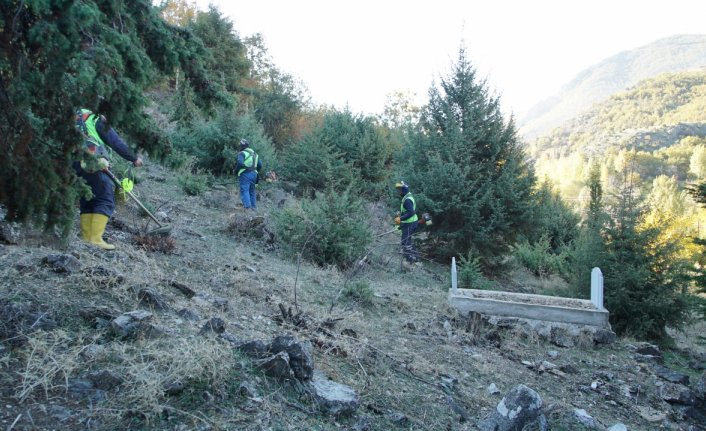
[[238, 171, 257, 209]]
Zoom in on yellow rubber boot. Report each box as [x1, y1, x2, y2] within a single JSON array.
[[79, 213, 92, 241], [89, 214, 116, 250]]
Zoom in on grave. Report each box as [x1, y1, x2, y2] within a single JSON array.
[[448, 261, 609, 328]]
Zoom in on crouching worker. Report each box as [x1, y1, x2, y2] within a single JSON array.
[[234, 139, 262, 211], [74, 109, 142, 250]]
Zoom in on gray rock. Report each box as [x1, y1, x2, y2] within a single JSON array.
[[635, 342, 662, 358], [256, 351, 293, 379], [199, 317, 226, 335], [692, 375, 705, 400], [218, 331, 239, 347], [607, 424, 627, 431], [110, 310, 153, 338], [487, 383, 501, 395], [0, 220, 20, 244], [269, 335, 314, 381], [592, 328, 616, 344], [236, 339, 270, 358], [212, 297, 229, 311], [163, 379, 185, 395], [478, 384, 546, 431], [42, 254, 81, 273], [573, 408, 597, 429], [659, 382, 696, 405], [634, 353, 662, 364], [550, 327, 575, 348], [177, 308, 201, 321], [307, 370, 359, 416], [138, 287, 169, 311], [653, 364, 690, 385]]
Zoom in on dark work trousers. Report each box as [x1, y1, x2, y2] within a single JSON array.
[[400, 222, 418, 262], [74, 162, 115, 217]]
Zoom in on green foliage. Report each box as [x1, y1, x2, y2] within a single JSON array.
[[514, 236, 568, 277], [342, 280, 374, 305], [528, 179, 581, 251], [282, 109, 394, 198], [273, 189, 372, 269], [178, 172, 209, 196], [531, 71, 706, 209], [170, 107, 277, 175], [458, 252, 496, 290], [164, 149, 193, 171], [570, 160, 691, 340], [689, 144, 706, 180], [396, 47, 536, 265], [279, 135, 350, 195], [1, 0, 230, 233], [188, 6, 250, 95]]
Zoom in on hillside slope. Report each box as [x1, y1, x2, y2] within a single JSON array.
[[520, 34, 706, 139], [1, 162, 705, 430]]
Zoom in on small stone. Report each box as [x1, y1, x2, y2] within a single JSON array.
[[487, 383, 501, 395]]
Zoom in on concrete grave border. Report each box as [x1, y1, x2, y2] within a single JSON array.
[[448, 260, 609, 328]]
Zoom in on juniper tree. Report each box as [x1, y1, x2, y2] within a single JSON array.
[[0, 0, 230, 234], [396, 47, 536, 264]]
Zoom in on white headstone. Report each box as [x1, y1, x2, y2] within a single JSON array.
[[591, 267, 604, 309], [451, 257, 458, 293]]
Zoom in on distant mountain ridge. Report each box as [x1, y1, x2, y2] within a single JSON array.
[[519, 34, 706, 139], [527, 70, 706, 159]]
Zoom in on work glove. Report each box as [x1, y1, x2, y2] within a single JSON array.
[[394, 216, 401, 225]]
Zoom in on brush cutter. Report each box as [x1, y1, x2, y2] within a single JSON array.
[[376, 212, 433, 237], [104, 169, 172, 236]]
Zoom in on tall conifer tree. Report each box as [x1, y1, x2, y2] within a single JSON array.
[[397, 47, 536, 263]]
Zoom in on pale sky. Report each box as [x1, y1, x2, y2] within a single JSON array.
[[195, 0, 706, 118]]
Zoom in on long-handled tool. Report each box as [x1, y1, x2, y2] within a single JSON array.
[[104, 169, 172, 236], [376, 212, 433, 237]]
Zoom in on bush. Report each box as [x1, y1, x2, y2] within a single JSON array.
[[273, 188, 372, 269], [458, 252, 496, 290], [280, 109, 394, 199], [164, 149, 192, 171], [179, 172, 209, 196], [342, 280, 374, 305], [169, 107, 278, 176], [514, 236, 568, 277]]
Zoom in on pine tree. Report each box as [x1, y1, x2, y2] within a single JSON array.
[[0, 0, 230, 234], [397, 47, 536, 264], [601, 157, 690, 340]]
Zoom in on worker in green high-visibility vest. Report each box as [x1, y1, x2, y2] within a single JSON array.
[[394, 181, 419, 265], [234, 139, 263, 211]]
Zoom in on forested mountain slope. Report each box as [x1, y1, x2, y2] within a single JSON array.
[[520, 34, 706, 139], [528, 69, 706, 159]]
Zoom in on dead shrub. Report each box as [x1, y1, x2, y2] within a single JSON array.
[[133, 234, 176, 253]]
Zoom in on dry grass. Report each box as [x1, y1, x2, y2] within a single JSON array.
[[15, 330, 82, 402]]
